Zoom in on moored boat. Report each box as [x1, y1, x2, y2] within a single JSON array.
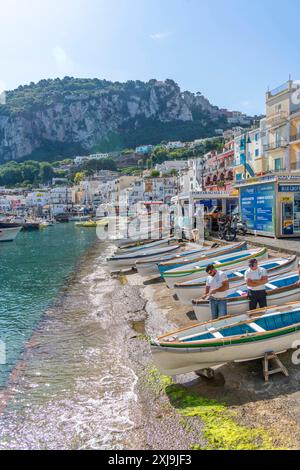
[[0, 222, 22, 242], [192, 271, 300, 321], [174, 256, 298, 305], [157, 241, 247, 277], [162, 247, 267, 289], [151, 302, 300, 376]]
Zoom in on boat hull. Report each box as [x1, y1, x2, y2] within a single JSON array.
[[193, 287, 300, 322], [163, 248, 268, 289], [151, 330, 300, 375], [0, 226, 22, 242], [107, 245, 180, 271], [117, 237, 177, 254], [175, 256, 298, 305], [158, 241, 247, 277], [136, 248, 206, 277]]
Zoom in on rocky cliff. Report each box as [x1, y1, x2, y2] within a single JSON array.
[[0, 77, 230, 162]]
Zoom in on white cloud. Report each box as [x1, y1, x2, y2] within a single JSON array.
[[53, 46, 73, 68], [150, 31, 172, 41], [242, 100, 250, 107]]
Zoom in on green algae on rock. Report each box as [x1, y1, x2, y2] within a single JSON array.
[[147, 366, 284, 450]]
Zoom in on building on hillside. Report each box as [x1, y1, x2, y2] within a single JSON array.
[[135, 145, 154, 154], [74, 156, 89, 165], [202, 140, 235, 191], [124, 177, 178, 207], [166, 141, 185, 150], [89, 153, 110, 160], [227, 111, 252, 126], [155, 160, 189, 175]]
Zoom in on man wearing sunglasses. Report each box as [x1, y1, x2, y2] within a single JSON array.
[[244, 258, 268, 310], [201, 264, 229, 319]]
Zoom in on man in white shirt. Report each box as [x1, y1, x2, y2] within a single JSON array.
[[244, 258, 268, 310], [202, 264, 229, 319]]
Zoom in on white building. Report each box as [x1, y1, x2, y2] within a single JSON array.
[[155, 160, 189, 174], [49, 187, 72, 214], [89, 153, 110, 160], [178, 159, 203, 193], [25, 191, 50, 207], [74, 156, 89, 165], [124, 177, 178, 207], [0, 196, 12, 212], [74, 153, 112, 165], [166, 141, 185, 150]]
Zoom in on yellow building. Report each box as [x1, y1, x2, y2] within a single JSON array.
[[265, 80, 300, 173]]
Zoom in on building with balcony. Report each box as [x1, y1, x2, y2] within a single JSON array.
[[264, 80, 300, 173], [202, 140, 235, 191]]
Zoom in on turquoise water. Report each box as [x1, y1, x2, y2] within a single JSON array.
[[0, 223, 96, 388]]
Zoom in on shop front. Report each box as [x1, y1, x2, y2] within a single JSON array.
[[173, 190, 239, 239], [238, 176, 300, 238]]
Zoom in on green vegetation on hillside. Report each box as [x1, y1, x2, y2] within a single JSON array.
[[0, 77, 235, 162], [0, 161, 58, 187], [0, 157, 117, 187]]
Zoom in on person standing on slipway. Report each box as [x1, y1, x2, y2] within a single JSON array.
[[244, 258, 268, 310], [202, 264, 229, 319]]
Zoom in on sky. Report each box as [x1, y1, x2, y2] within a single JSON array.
[[0, 0, 300, 114]]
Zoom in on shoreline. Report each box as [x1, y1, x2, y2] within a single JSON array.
[[119, 263, 300, 450], [1, 239, 300, 449]]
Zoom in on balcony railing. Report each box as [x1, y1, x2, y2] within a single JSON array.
[[263, 139, 288, 151], [290, 162, 300, 171], [265, 110, 288, 127], [290, 132, 300, 143]]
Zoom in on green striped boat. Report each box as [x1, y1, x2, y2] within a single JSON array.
[[151, 302, 300, 376], [163, 247, 267, 288]]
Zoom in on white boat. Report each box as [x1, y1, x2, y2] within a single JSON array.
[[135, 244, 215, 277], [151, 302, 300, 376], [106, 244, 181, 271], [116, 237, 178, 254], [163, 247, 268, 289], [174, 256, 298, 305], [192, 271, 300, 321], [157, 241, 247, 277], [0, 223, 22, 242]]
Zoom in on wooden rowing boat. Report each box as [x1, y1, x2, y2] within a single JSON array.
[[151, 302, 300, 375], [162, 247, 268, 289], [174, 255, 298, 305], [192, 270, 300, 321]]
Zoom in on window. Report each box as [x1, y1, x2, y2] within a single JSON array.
[[255, 133, 259, 141], [274, 158, 282, 171], [255, 149, 259, 157]]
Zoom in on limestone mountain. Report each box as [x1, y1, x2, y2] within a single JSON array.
[[0, 77, 235, 163]]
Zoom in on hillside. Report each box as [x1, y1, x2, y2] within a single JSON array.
[[0, 77, 239, 163]]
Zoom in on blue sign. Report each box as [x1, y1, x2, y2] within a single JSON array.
[[279, 185, 300, 192], [240, 183, 275, 233]]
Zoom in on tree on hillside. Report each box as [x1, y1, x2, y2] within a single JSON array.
[[74, 171, 86, 184], [39, 162, 54, 183]]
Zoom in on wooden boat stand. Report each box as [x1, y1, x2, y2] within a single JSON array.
[[262, 351, 289, 382]]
